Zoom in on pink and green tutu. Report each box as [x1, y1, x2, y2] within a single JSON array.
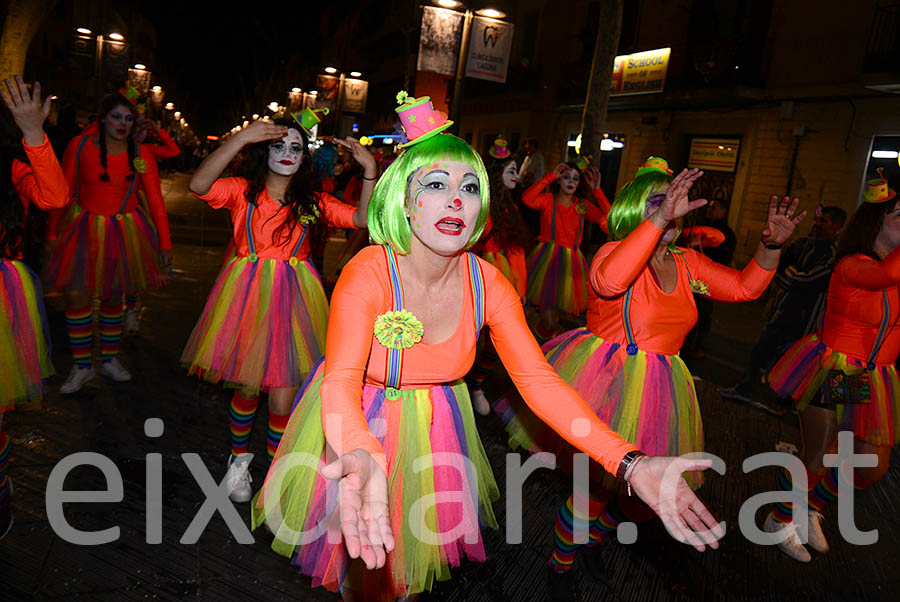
[[495, 328, 703, 489], [251, 361, 499, 600], [181, 255, 329, 394], [482, 247, 526, 297], [1, 259, 54, 411], [770, 333, 900, 446], [43, 204, 164, 298], [525, 242, 588, 314]]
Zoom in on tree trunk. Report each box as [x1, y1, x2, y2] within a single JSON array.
[[0, 0, 54, 82], [579, 0, 623, 163]]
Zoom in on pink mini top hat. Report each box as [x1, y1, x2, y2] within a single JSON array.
[[489, 137, 511, 159], [863, 168, 897, 204], [635, 156, 673, 177], [395, 91, 453, 148]]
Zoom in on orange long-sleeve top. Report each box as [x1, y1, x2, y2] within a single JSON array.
[[320, 245, 637, 476], [588, 219, 775, 355], [196, 177, 356, 260], [144, 128, 181, 160], [49, 132, 173, 249], [820, 248, 900, 365], [4, 135, 69, 259], [521, 172, 610, 246], [679, 226, 725, 248]]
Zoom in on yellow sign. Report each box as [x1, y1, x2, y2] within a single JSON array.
[[610, 48, 671, 96], [688, 138, 741, 172]]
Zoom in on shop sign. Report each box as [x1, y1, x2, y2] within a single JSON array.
[[610, 47, 671, 96], [688, 137, 741, 172]]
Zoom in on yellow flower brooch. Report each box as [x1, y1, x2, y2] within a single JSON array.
[[374, 310, 424, 349], [298, 204, 321, 225], [133, 157, 148, 173], [574, 202, 588, 215], [689, 279, 711, 296]]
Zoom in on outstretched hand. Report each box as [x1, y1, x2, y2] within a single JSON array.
[[237, 118, 289, 146], [1, 75, 52, 146], [335, 136, 377, 177], [627, 455, 725, 551], [583, 166, 602, 190], [761, 196, 806, 246], [321, 448, 395, 570], [650, 168, 707, 226]]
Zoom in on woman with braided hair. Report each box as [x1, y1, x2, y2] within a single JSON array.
[[44, 93, 173, 393]]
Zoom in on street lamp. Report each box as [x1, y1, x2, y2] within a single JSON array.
[[320, 67, 364, 137]]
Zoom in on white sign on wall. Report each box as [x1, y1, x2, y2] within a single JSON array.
[[465, 16, 514, 83]]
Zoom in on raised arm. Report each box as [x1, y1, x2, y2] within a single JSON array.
[[521, 170, 558, 209], [188, 119, 287, 196], [686, 249, 774, 302], [142, 123, 181, 160], [591, 219, 664, 296], [334, 137, 376, 228]]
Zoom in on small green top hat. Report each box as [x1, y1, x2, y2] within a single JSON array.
[[291, 107, 330, 135]]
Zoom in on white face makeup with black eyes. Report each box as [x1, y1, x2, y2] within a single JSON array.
[[407, 160, 482, 257], [502, 160, 519, 190], [559, 168, 580, 195], [103, 105, 135, 142], [267, 129, 304, 176]]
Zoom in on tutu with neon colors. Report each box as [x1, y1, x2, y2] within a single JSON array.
[[251, 361, 499, 600], [495, 328, 703, 489], [482, 248, 525, 296], [770, 333, 900, 446], [181, 255, 328, 393], [525, 241, 588, 314], [43, 204, 163, 298], [1, 259, 54, 411]]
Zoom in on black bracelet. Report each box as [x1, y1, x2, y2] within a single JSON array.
[[617, 450, 647, 480], [763, 240, 783, 250], [363, 174, 378, 181]]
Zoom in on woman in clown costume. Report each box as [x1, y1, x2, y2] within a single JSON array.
[[251, 95, 723, 602], [522, 154, 610, 342], [182, 115, 375, 503], [495, 158, 803, 596], [765, 170, 900, 562]]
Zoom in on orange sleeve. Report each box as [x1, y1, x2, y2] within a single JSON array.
[[45, 134, 83, 241], [680, 226, 725, 248], [145, 128, 180, 160], [583, 198, 609, 234], [833, 248, 900, 291], [521, 172, 555, 210], [320, 251, 389, 473], [485, 266, 636, 474], [685, 248, 774, 301], [138, 146, 172, 250], [195, 177, 245, 210], [591, 218, 665, 296], [13, 135, 69, 211], [317, 191, 358, 229]]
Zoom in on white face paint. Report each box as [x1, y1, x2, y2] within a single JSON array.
[[559, 168, 580, 195], [407, 160, 482, 257], [267, 129, 304, 176], [501, 160, 519, 190]]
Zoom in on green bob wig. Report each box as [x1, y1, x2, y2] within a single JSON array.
[[606, 170, 673, 241], [368, 133, 490, 254]]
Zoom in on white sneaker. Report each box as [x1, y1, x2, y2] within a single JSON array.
[[807, 510, 829, 553], [764, 512, 811, 562], [471, 389, 491, 416], [124, 309, 140, 333], [225, 454, 254, 503], [60, 365, 95, 394], [100, 357, 132, 382]]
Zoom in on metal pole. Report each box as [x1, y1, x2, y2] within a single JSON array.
[[95, 35, 104, 111], [334, 73, 345, 137], [449, 9, 473, 129]]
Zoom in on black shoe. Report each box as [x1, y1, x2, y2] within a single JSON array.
[[0, 479, 12, 541], [547, 566, 581, 602]]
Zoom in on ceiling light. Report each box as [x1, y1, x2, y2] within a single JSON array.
[[108, 32, 124, 41], [324, 66, 338, 74], [477, 8, 506, 18]]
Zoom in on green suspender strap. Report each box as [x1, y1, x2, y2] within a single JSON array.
[[74, 135, 138, 221], [382, 246, 485, 400], [244, 203, 308, 265]]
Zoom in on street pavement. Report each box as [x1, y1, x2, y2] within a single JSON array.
[[1, 173, 898, 601]]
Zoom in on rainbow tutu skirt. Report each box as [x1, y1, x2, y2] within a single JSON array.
[[525, 242, 588, 314], [1, 259, 54, 411], [180, 255, 328, 393], [43, 204, 164, 298], [482, 247, 526, 297], [251, 361, 499, 600], [495, 328, 704, 489], [770, 333, 900, 446]]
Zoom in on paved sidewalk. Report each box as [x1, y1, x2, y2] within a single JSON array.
[[1, 173, 898, 601]]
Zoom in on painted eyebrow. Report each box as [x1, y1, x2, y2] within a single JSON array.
[[420, 169, 449, 177]]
